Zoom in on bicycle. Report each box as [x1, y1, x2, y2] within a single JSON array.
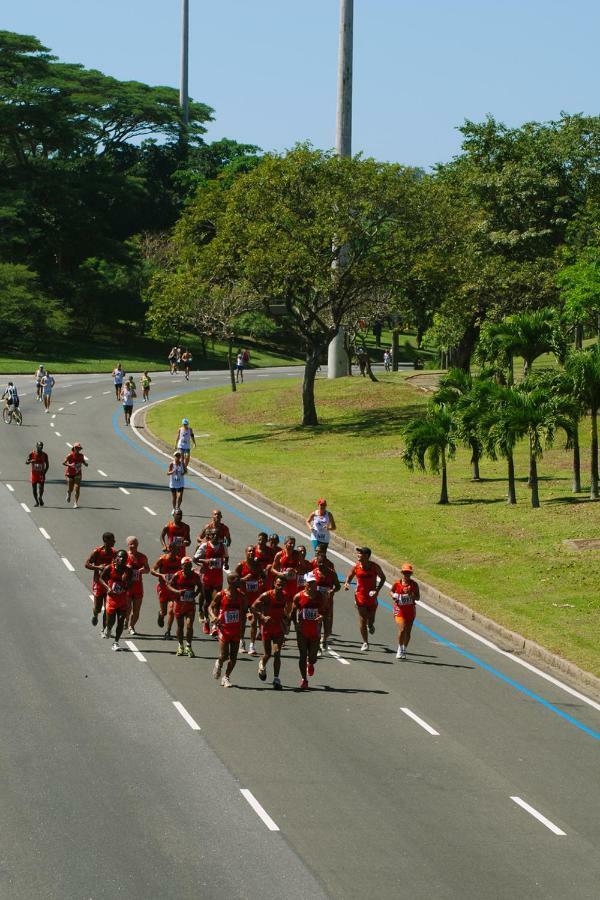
[[3, 404, 23, 425]]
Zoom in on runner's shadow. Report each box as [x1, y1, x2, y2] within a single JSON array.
[[403, 658, 475, 669], [317, 685, 389, 694]]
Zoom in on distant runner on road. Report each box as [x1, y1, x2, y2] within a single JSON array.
[[62, 442, 88, 509], [41, 372, 55, 412], [343, 547, 385, 652], [112, 363, 124, 400], [141, 371, 152, 402], [26, 441, 49, 507], [293, 573, 329, 689], [99, 550, 132, 652], [168, 556, 202, 657], [211, 573, 247, 687], [235, 545, 266, 653], [174, 419, 196, 466], [251, 575, 292, 690], [306, 499, 336, 552], [85, 532, 116, 633], [34, 365, 45, 401], [126, 536, 150, 636], [151, 544, 181, 640], [194, 529, 226, 635], [167, 451, 187, 514], [161, 509, 191, 559], [391, 563, 420, 659], [121, 379, 136, 426]]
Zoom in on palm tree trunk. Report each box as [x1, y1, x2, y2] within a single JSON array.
[[572, 423, 581, 493], [471, 443, 481, 481], [507, 452, 517, 504], [591, 407, 599, 500], [529, 444, 540, 508], [438, 447, 449, 505]]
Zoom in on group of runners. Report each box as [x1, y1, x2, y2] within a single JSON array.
[[25, 441, 88, 508], [82, 498, 421, 690], [168, 347, 193, 379]]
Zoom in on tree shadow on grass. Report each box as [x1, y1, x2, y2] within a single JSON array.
[[452, 497, 507, 506], [221, 402, 428, 445], [546, 495, 598, 505]]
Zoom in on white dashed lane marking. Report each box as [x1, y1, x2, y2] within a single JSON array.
[[144, 506, 157, 516], [39, 528, 51, 540], [125, 640, 147, 662], [327, 649, 350, 665], [6, 484, 14, 492], [69, 401, 77, 405], [62, 558, 75, 572], [510, 797, 566, 836], [97, 470, 108, 477], [20, 503, 31, 514], [119, 487, 131, 495], [173, 701, 201, 731], [401, 707, 440, 736], [240, 789, 280, 831], [55, 432, 62, 437]]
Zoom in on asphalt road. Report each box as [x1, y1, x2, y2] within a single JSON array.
[[1, 367, 600, 900]]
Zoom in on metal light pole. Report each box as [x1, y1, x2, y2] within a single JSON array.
[[180, 0, 190, 126], [328, 0, 354, 379]]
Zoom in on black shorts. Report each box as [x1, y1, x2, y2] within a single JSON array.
[[123, 404, 133, 413]]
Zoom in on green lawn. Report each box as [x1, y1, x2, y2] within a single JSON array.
[[147, 374, 600, 677], [0, 332, 302, 375]]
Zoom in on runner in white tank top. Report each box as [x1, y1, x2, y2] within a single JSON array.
[[168, 451, 187, 513], [306, 498, 337, 551], [174, 418, 196, 465]]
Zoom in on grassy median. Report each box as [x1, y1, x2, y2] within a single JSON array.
[[147, 374, 600, 677]]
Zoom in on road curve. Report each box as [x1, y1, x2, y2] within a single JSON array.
[[1, 367, 600, 899]]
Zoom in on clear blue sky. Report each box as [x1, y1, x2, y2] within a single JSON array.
[[5, 0, 599, 168]]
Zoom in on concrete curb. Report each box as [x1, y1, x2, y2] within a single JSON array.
[[139, 407, 600, 703]]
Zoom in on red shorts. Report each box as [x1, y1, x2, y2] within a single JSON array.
[[106, 595, 129, 615], [92, 581, 107, 599], [157, 585, 172, 605], [394, 606, 416, 624], [129, 585, 143, 601], [219, 627, 242, 644], [299, 622, 320, 642], [355, 595, 378, 610], [31, 475, 45, 485], [261, 623, 285, 643], [173, 600, 195, 618]]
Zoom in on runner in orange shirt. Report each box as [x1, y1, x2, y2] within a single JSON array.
[[271, 536, 302, 605], [210, 573, 247, 687], [391, 562, 420, 659], [235, 545, 266, 653], [251, 576, 292, 690], [312, 546, 341, 652], [293, 573, 330, 689], [343, 547, 385, 652], [62, 442, 88, 509], [168, 557, 203, 657], [126, 536, 150, 636], [160, 510, 191, 560], [98, 550, 132, 652], [85, 532, 116, 634], [25, 442, 49, 507], [150, 544, 181, 639], [194, 529, 227, 635]]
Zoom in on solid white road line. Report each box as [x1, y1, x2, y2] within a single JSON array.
[[240, 789, 280, 832], [173, 701, 201, 731], [20, 502, 31, 514], [401, 707, 440, 736], [144, 506, 157, 516], [69, 400, 77, 405], [39, 527, 51, 540], [125, 640, 147, 662], [62, 557, 75, 572], [328, 649, 350, 665], [510, 797, 566, 836], [119, 487, 131, 495], [131, 399, 600, 714], [97, 469, 108, 477], [6, 483, 14, 492]]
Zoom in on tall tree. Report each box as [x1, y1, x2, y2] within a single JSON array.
[[565, 348, 600, 499]]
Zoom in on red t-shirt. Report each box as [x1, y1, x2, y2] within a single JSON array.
[[64, 451, 85, 479], [154, 555, 181, 597], [102, 564, 131, 599], [170, 570, 202, 605], [89, 546, 116, 584], [255, 589, 287, 638], [216, 587, 245, 641], [296, 590, 326, 641], [127, 551, 149, 598], [391, 579, 418, 616], [164, 523, 190, 558], [238, 560, 265, 603], [354, 561, 379, 605], [196, 541, 225, 588], [28, 451, 48, 483]]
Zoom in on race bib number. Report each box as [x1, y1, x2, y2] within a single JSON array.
[[111, 582, 123, 594], [173, 535, 183, 545], [224, 609, 240, 624], [297, 573, 306, 586], [317, 585, 330, 594], [33, 462, 44, 472], [208, 558, 222, 569], [245, 580, 258, 593], [132, 569, 141, 581], [182, 590, 195, 602], [302, 608, 319, 620]]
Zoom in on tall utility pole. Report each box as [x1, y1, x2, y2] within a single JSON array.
[[328, 0, 354, 379], [180, 0, 190, 127]]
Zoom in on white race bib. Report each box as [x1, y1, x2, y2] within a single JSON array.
[[224, 609, 240, 624]]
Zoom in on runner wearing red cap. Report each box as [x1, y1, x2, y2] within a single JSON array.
[[62, 442, 88, 509], [391, 563, 420, 659], [306, 499, 336, 552], [251, 575, 292, 689], [126, 536, 150, 636], [293, 573, 329, 689], [343, 547, 386, 652], [168, 557, 203, 657], [210, 573, 247, 687]]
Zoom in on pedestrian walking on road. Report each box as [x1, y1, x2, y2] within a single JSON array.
[[167, 451, 187, 513], [26, 441, 49, 507], [391, 563, 420, 659]]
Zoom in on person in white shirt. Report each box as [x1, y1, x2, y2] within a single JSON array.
[[35, 365, 45, 401], [174, 418, 196, 466], [112, 364, 124, 400], [41, 372, 55, 412], [306, 498, 337, 552], [121, 380, 136, 426]]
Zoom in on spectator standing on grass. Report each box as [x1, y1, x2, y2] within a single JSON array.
[[242, 348, 250, 367], [235, 349, 245, 383], [356, 345, 368, 377], [383, 349, 392, 372], [372, 320, 382, 347]]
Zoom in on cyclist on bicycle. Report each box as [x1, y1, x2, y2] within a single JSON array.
[[2, 382, 19, 412]]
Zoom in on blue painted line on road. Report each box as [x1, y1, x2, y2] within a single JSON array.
[[113, 397, 600, 743]]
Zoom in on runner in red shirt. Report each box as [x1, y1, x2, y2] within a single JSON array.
[[391, 562, 420, 660], [235, 545, 266, 653], [312, 545, 341, 652], [25, 442, 49, 507], [343, 547, 386, 652], [168, 557, 203, 657], [265, 534, 282, 587], [85, 532, 116, 633], [62, 442, 88, 509], [194, 530, 226, 635], [198, 510, 232, 567], [293, 573, 329, 689], [125, 536, 150, 636], [251, 575, 292, 690], [210, 573, 247, 687], [150, 545, 181, 639], [271, 536, 302, 604], [98, 551, 132, 652], [160, 510, 191, 560]]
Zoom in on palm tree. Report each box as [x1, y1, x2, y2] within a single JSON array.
[[433, 369, 495, 481], [481, 385, 525, 504], [479, 308, 565, 379], [533, 368, 584, 493], [566, 348, 600, 499], [402, 406, 456, 505]]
